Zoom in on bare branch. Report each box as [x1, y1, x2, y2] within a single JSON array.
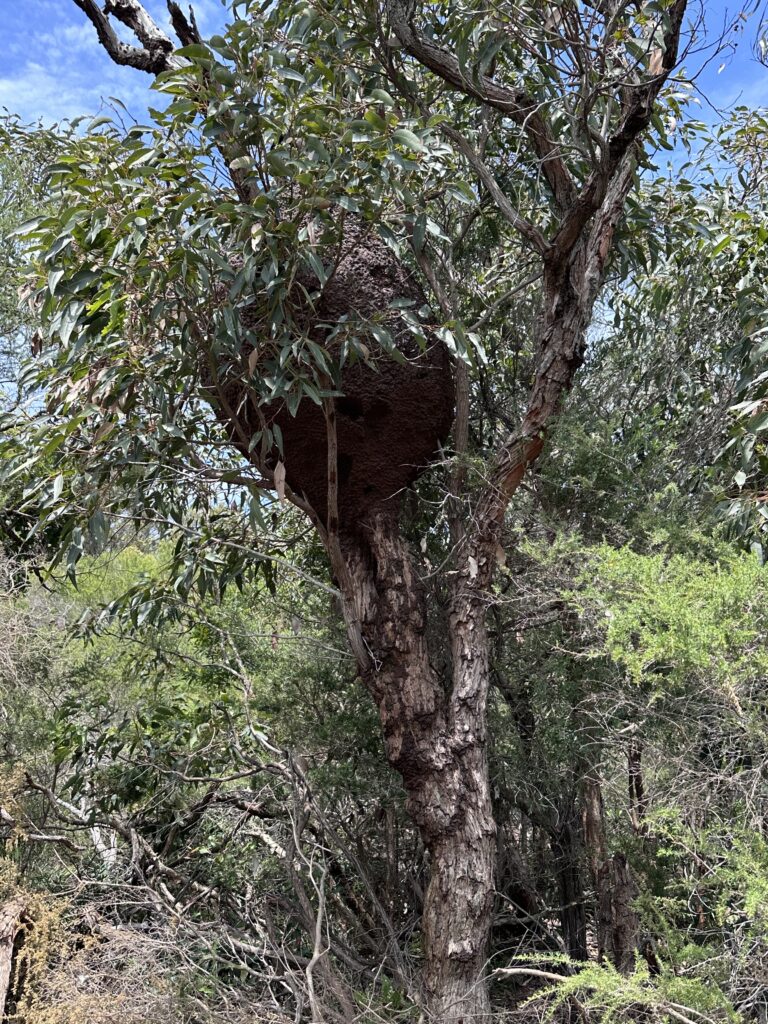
[[72, 0, 173, 73], [167, 1, 202, 46], [103, 0, 174, 54]]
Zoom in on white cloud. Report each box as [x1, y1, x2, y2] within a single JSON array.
[[0, 57, 155, 127], [2, 10, 155, 125], [1, 0, 227, 127]]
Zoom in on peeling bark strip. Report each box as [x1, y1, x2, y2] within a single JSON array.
[[0, 900, 27, 1019]]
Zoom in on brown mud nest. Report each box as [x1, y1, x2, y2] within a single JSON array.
[[215, 217, 455, 530]]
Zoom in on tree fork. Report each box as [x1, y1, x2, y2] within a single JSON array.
[[61, 3, 692, 1020]]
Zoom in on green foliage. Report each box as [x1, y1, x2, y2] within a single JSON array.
[[2, 2, 768, 1020], [514, 955, 739, 1024], [601, 107, 768, 549], [0, 116, 59, 379], [575, 545, 768, 695], [0, 0, 707, 592]]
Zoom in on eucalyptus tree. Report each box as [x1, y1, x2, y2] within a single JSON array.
[[6, 0, 696, 1018]]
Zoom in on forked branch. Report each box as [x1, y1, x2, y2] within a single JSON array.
[[72, 0, 178, 73], [385, 0, 578, 209]]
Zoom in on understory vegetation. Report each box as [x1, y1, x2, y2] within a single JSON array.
[[4, 506, 768, 1021]]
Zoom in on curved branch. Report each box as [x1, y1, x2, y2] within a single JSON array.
[[442, 124, 550, 256], [385, 0, 577, 209], [72, 0, 173, 73], [552, 0, 689, 254], [103, 0, 174, 55]]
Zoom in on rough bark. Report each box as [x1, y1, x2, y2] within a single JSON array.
[[335, 513, 495, 1022], [597, 854, 640, 975], [582, 774, 608, 890], [72, 0, 176, 72], [551, 802, 588, 961], [628, 737, 648, 835], [0, 900, 26, 1020], [583, 770, 640, 974]]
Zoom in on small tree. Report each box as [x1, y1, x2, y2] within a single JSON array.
[[5, 0, 697, 1017]]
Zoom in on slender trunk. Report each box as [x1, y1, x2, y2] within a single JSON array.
[[335, 511, 495, 1022], [550, 805, 588, 961], [0, 900, 26, 1019], [582, 775, 607, 884], [421, 758, 494, 1020], [597, 853, 640, 975], [583, 762, 640, 975], [628, 737, 648, 835], [428, 583, 497, 1021]]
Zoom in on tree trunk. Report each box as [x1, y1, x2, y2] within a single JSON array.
[[628, 737, 648, 835], [597, 854, 640, 975], [583, 770, 640, 974], [421, 774, 495, 1021], [550, 806, 588, 961], [336, 510, 496, 1022], [321, 146, 655, 1022], [0, 900, 26, 1020]]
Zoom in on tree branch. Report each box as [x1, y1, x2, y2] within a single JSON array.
[[442, 125, 550, 256], [72, 0, 257, 202], [385, 0, 577, 209], [72, 0, 173, 73], [103, 0, 174, 54], [552, 0, 689, 254], [167, 1, 201, 46], [457, 3, 689, 563]]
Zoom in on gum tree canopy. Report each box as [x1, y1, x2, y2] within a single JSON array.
[[7, 0, 692, 1018]]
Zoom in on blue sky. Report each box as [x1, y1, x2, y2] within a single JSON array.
[[0, 0, 227, 125], [0, 1, 766, 127]]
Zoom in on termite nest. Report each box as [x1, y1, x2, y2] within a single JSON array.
[[214, 216, 455, 530]]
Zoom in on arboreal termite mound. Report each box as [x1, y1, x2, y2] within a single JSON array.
[[214, 216, 455, 530]]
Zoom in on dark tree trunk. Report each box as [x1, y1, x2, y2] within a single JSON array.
[[335, 511, 496, 1022], [551, 808, 588, 961], [597, 854, 640, 975], [628, 737, 648, 835], [583, 768, 640, 975]]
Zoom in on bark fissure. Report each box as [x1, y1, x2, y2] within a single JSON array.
[[0, 901, 27, 1020]]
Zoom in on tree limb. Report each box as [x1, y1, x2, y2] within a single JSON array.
[[167, 1, 201, 46], [442, 124, 550, 256], [72, 0, 173, 73], [385, 0, 577, 209], [552, 0, 689, 254]]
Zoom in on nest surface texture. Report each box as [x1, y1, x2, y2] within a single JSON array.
[[222, 216, 455, 528]]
